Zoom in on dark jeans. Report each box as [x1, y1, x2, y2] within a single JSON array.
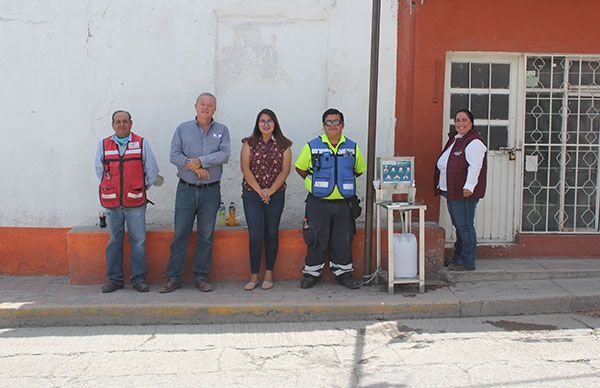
[[166, 181, 221, 282], [442, 191, 479, 269], [242, 189, 285, 274], [303, 194, 354, 277]]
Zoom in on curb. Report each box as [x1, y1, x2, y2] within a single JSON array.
[[0, 302, 460, 327], [1, 294, 599, 327]]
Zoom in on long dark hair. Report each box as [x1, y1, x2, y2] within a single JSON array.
[[449, 108, 475, 137], [247, 108, 292, 151], [454, 109, 475, 127]]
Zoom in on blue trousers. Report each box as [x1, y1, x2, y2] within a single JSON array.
[[242, 189, 285, 274], [166, 181, 221, 282], [443, 191, 479, 269], [105, 204, 147, 285]]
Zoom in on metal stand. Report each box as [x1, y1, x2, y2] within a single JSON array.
[[375, 201, 427, 294], [365, 156, 425, 293]]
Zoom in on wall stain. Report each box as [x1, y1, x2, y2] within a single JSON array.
[[218, 22, 292, 85]]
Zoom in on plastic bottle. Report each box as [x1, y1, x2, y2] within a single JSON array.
[[99, 211, 107, 228], [227, 202, 237, 226], [217, 202, 226, 227]]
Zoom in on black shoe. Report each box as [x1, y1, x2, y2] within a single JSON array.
[[158, 278, 182, 293], [101, 282, 124, 293], [336, 273, 360, 289], [448, 263, 475, 272], [132, 282, 150, 293], [443, 257, 452, 267], [300, 274, 319, 289]]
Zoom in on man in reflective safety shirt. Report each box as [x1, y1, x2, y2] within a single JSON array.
[[95, 110, 159, 293], [294, 108, 366, 289]]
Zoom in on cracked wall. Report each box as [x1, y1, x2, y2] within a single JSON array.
[[0, 0, 397, 227]]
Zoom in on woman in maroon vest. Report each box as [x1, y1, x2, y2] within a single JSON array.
[[434, 109, 487, 271]]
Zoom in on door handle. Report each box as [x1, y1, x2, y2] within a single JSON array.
[[498, 147, 522, 151], [498, 147, 522, 161]]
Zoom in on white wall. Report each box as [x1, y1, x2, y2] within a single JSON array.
[[0, 0, 397, 228]]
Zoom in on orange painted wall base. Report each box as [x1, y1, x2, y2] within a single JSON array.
[[67, 227, 313, 285], [0, 227, 69, 275], [1, 225, 446, 285], [67, 224, 445, 285], [5, 226, 600, 284]]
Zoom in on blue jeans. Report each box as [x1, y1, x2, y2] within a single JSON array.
[[242, 189, 285, 274], [166, 181, 221, 282], [105, 204, 147, 285], [443, 192, 479, 269]]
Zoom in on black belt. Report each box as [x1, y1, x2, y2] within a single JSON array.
[[180, 178, 219, 188], [307, 193, 351, 203]]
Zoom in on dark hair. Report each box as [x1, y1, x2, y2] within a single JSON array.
[[246, 108, 292, 151], [454, 109, 474, 126], [322, 108, 344, 124], [112, 110, 132, 122]]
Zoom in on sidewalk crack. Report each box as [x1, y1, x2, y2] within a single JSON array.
[[138, 332, 156, 348], [550, 278, 575, 311], [569, 314, 595, 330]]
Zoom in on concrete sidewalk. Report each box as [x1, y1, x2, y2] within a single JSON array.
[[1, 258, 600, 327], [442, 257, 600, 282]]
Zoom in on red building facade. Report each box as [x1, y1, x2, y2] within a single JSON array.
[[396, 0, 600, 256]]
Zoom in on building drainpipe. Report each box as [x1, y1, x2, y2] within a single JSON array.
[[363, 0, 381, 283]]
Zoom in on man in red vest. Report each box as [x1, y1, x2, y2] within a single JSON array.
[[95, 110, 159, 293]]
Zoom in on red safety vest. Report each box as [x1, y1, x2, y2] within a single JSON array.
[[99, 132, 146, 208]]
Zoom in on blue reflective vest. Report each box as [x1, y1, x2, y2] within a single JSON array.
[[308, 136, 357, 198]]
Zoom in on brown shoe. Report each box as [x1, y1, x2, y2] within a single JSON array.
[[448, 263, 475, 272], [158, 278, 181, 293], [195, 279, 213, 292]]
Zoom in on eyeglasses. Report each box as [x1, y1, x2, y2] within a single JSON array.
[[324, 119, 343, 127], [259, 119, 274, 125]]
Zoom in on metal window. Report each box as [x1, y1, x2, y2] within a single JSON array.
[[522, 55, 600, 233], [448, 62, 511, 151]]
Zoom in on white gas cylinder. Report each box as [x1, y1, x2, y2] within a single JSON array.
[[392, 233, 417, 278]]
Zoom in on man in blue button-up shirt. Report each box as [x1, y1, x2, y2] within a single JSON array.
[[160, 93, 231, 293]]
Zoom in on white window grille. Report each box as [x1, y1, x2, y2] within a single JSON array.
[[522, 55, 600, 232]]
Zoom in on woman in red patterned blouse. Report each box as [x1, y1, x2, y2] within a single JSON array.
[[240, 109, 293, 290]]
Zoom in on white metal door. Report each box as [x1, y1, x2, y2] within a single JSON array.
[[439, 53, 523, 243]]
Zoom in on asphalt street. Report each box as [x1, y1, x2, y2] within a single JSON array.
[[1, 313, 599, 387]]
